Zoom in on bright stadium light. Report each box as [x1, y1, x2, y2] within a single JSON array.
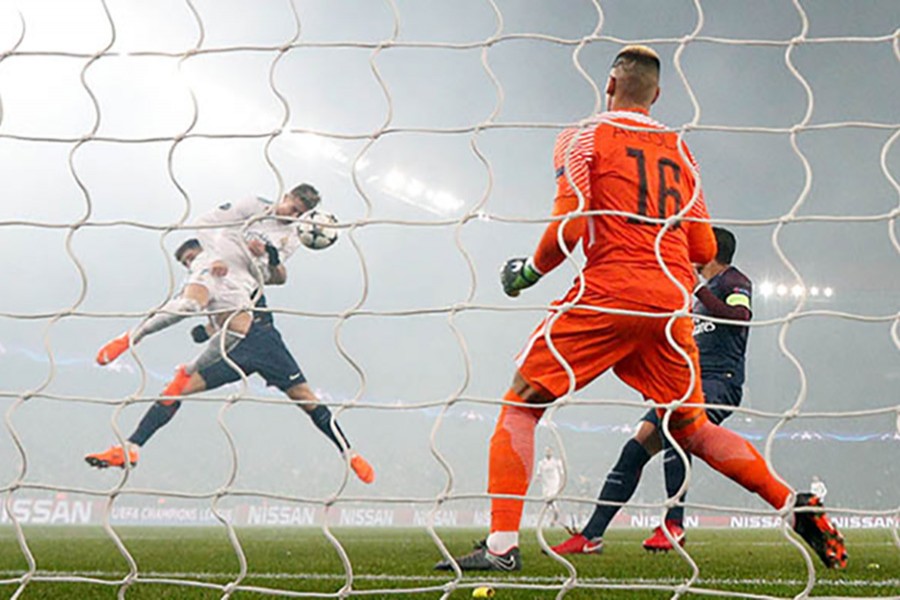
[[760, 280, 835, 301], [405, 178, 425, 198], [432, 190, 463, 213], [384, 169, 406, 191]]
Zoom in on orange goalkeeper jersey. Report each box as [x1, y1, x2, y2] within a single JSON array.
[[548, 108, 715, 311]]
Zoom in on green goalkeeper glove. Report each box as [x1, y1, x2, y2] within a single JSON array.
[[501, 257, 542, 297]]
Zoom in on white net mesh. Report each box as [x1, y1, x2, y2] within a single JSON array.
[[1, 0, 898, 598]]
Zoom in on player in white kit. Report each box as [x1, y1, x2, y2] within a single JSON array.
[[86, 184, 375, 485], [94, 186, 318, 372], [536, 447, 564, 526]]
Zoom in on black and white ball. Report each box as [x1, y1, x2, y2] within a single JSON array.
[[298, 210, 339, 250]]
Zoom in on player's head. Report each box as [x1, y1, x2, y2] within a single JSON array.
[[606, 45, 661, 111], [545, 446, 554, 459], [277, 183, 321, 218], [712, 227, 736, 265], [174, 238, 202, 268]]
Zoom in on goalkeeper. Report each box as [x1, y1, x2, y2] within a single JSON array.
[[436, 44, 845, 572]]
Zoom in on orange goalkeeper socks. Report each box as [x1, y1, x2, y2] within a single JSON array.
[[676, 419, 791, 510], [488, 389, 544, 534]]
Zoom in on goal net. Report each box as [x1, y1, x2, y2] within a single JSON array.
[[1, 0, 897, 598]]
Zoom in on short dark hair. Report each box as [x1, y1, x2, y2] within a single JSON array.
[[713, 227, 736, 264], [174, 238, 201, 265], [290, 183, 320, 212]]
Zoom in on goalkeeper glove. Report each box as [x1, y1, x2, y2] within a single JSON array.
[[501, 257, 542, 297], [191, 324, 210, 343], [264, 243, 281, 267]]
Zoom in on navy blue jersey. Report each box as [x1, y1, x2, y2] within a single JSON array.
[[693, 266, 751, 384]]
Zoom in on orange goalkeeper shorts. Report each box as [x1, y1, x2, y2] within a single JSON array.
[[515, 288, 706, 419]]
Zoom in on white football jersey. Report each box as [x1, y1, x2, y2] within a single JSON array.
[[193, 195, 305, 292], [244, 210, 304, 284], [537, 457, 564, 497]]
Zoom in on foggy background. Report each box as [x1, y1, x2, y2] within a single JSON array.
[[0, 0, 897, 527]]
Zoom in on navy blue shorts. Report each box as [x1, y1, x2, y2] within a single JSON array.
[[199, 322, 306, 392], [642, 374, 743, 428]]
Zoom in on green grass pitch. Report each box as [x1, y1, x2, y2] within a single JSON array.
[[1, 527, 897, 598]]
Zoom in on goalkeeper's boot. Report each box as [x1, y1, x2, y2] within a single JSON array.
[[162, 365, 191, 397], [434, 540, 521, 572], [349, 452, 375, 484], [642, 520, 685, 552], [96, 333, 131, 366], [550, 533, 604, 555], [85, 445, 138, 469], [792, 492, 848, 569]]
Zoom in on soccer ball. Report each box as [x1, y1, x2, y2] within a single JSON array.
[[298, 210, 339, 250]]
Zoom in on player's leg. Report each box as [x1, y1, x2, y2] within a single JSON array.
[[284, 381, 374, 485], [181, 311, 252, 378], [96, 284, 209, 365], [85, 371, 208, 469], [239, 322, 375, 485], [486, 373, 551, 554], [639, 318, 846, 568], [434, 372, 548, 571], [437, 303, 636, 571], [659, 376, 738, 533], [552, 415, 661, 555]]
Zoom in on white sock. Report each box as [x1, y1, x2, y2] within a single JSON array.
[[486, 531, 518, 554]]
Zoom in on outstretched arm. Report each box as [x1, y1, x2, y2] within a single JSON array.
[[501, 127, 591, 297]]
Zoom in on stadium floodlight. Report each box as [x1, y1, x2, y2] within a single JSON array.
[[759, 281, 775, 297], [384, 169, 406, 191], [405, 178, 425, 198], [823, 287, 834, 298], [809, 286, 820, 296], [791, 284, 804, 298], [776, 284, 788, 297]]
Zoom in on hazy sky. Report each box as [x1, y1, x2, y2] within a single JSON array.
[[0, 0, 897, 520]]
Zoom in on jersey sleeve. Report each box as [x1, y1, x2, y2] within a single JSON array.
[[553, 127, 594, 204], [679, 142, 716, 265], [530, 128, 595, 274], [724, 271, 752, 313]]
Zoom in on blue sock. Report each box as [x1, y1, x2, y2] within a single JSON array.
[[663, 441, 690, 525], [582, 439, 651, 539], [128, 401, 181, 446], [307, 405, 349, 452]]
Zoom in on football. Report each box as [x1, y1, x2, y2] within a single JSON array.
[[298, 210, 339, 250]]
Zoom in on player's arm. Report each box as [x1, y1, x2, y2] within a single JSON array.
[[680, 142, 717, 266], [190, 318, 219, 344], [502, 128, 590, 297], [687, 218, 716, 265], [249, 238, 288, 285], [501, 197, 586, 297], [695, 283, 751, 322]]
